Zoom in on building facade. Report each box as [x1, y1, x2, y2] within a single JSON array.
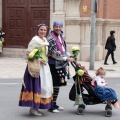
[[0, 0, 120, 61]]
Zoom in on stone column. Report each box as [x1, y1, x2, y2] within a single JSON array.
[[65, 0, 81, 17], [95, 19, 104, 60], [65, 0, 81, 60], [50, 0, 65, 32], [80, 18, 91, 61]]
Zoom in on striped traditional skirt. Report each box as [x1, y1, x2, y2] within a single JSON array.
[[19, 66, 53, 109]]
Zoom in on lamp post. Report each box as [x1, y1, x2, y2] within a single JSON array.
[[89, 0, 98, 70]]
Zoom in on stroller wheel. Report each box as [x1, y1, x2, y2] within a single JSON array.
[[77, 107, 84, 115], [105, 109, 112, 117], [79, 104, 86, 109], [105, 104, 112, 110]]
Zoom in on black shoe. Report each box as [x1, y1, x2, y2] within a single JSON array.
[[104, 63, 109, 65], [48, 107, 59, 113], [53, 105, 64, 110], [113, 62, 117, 64]]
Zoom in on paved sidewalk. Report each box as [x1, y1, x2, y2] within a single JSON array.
[[0, 57, 120, 79]]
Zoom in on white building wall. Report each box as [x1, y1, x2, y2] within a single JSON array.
[[50, 0, 120, 61]]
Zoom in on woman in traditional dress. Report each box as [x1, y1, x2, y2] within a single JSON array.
[[19, 24, 55, 116]]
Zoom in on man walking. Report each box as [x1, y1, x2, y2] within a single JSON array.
[[104, 30, 117, 65]]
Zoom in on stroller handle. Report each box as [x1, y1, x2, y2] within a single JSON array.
[[71, 61, 82, 71]]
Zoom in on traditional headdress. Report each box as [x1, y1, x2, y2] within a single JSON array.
[[53, 21, 63, 27], [36, 24, 48, 35]]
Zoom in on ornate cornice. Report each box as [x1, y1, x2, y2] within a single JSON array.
[[65, 17, 120, 26]]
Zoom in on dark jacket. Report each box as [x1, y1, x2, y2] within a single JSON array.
[[105, 35, 116, 51]]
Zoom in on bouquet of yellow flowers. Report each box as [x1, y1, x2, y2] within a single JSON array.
[[28, 49, 41, 61], [76, 69, 84, 76], [71, 46, 84, 76], [72, 46, 80, 57]]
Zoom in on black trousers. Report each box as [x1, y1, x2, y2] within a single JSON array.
[[104, 50, 115, 63]]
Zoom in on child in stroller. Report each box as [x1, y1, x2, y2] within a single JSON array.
[[93, 67, 119, 108], [69, 62, 119, 117]]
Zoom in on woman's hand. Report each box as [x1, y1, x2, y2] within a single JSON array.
[[26, 51, 30, 56], [39, 58, 46, 65]]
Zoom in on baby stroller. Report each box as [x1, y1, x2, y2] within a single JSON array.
[[69, 61, 113, 117]]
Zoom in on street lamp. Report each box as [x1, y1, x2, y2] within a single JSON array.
[[89, 0, 98, 70]]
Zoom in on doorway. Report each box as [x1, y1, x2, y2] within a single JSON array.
[[2, 0, 50, 47]]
